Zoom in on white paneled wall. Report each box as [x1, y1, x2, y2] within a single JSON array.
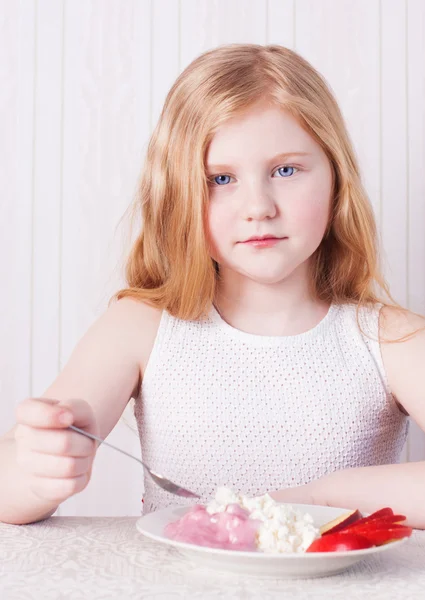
[[0, 0, 424, 516]]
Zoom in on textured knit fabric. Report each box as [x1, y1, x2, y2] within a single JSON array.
[[134, 302, 409, 514]]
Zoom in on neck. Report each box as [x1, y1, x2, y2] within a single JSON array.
[[214, 262, 331, 336]]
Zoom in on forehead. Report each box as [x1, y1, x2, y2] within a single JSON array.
[[205, 104, 321, 167]]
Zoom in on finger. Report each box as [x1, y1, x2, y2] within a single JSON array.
[[55, 398, 98, 435], [29, 473, 90, 503], [16, 398, 74, 429], [16, 398, 98, 434], [18, 451, 93, 479], [16, 425, 95, 457]]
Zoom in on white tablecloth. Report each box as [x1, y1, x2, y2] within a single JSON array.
[[1, 517, 424, 599]]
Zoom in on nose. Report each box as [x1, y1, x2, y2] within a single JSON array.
[[242, 181, 277, 222]]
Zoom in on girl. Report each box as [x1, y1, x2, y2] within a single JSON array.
[[1, 44, 424, 528]]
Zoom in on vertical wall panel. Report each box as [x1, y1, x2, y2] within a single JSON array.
[[380, 0, 409, 463], [180, 0, 267, 73], [406, 0, 425, 462], [150, 0, 180, 127], [380, 0, 408, 308], [31, 0, 63, 397], [407, 0, 425, 318], [0, 0, 34, 429], [179, 0, 212, 70], [267, 0, 295, 47], [295, 0, 381, 218]]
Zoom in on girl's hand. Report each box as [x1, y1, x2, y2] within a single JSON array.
[[14, 398, 98, 505]]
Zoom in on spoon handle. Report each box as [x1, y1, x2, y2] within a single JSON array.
[[68, 424, 200, 499], [68, 424, 145, 467]]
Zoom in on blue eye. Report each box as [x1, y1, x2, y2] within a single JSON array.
[[209, 165, 298, 186], [274, 165, 298, 178], [213, 175, 232, 186]]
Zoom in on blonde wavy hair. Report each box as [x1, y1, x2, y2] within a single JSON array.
[[115, 43, 416, 338]]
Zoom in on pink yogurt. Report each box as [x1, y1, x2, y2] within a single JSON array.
[[164, 503, 261, 551]]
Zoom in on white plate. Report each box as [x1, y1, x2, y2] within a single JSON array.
[[136, 503, 408, 579]]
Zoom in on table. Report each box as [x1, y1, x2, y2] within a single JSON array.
[[1, 517, 425, 599]]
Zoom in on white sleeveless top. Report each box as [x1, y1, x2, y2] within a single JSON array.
[[134, 302, 409, 514]]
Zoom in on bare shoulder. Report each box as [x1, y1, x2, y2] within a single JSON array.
[[105, 296, 163, 371], [379, 304, 425, 342], [105, 296, 162, 329], [379, 304, 425, 419]]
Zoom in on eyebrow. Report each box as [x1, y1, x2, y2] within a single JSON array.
[[206, 151, 312, 172]]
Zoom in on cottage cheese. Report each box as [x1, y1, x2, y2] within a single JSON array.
[[206, 486, 320, 553]]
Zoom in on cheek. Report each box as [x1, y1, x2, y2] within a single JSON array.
[[293, 199, 330, 234], [289, 166, 333, 234], [206, 203, 232, 258], [288, 180, 331, 237]]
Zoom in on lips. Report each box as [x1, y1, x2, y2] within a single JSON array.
[[238, 235, 286, 248], [242, 235, 281, 243]]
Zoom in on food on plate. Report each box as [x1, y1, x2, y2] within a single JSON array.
[[307, 507, 412, 552], [319, 509, 362, 535], [165, 487, 320, 553], [328, 508, 406, 532], [164, 488, 412, 554], [342, 525, 412, 546], [164, 503, 260, 551], [306, 532, 374, 552], [319, 507, 405, 536]]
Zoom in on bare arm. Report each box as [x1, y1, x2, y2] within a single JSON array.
[[0, 298, 162, 524], [271, 307, 425, 529]]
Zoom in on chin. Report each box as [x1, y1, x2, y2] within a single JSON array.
[[239, 265, 296, 285]]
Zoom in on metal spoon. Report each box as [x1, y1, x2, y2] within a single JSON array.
[[68, 424, 200, 499]]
